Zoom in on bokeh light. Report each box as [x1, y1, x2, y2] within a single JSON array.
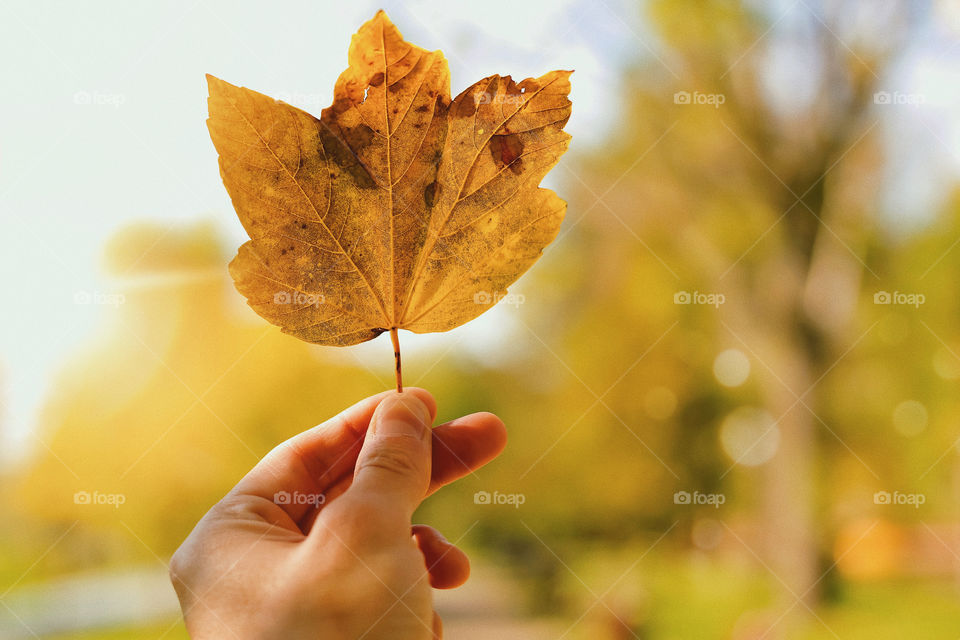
[[720, 407, 780, 467], [713, 349, 750, 387]]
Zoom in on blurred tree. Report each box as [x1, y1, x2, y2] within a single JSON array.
[[544, 0, 920, 629]]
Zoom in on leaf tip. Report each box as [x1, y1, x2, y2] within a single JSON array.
[[205, 73, 231, 99], [369, 9, 394, 28]]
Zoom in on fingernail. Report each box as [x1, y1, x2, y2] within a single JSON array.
[[371, 394, 430, 439]]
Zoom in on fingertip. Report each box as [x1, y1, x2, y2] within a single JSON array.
[[426, 412, 508, 496], [412, 524, 471, 589], [396, 387, 437, 423], [432, 542, 470, 589], [441, 411, 507, 460], [371, 393, 431, 437], [472, 411, 507, 455]]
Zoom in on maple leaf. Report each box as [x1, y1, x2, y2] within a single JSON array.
[[207, 10, 572, 390]]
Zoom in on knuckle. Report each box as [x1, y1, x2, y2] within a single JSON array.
[[168, 547, 191, 591], [357, 445, 422, 479], [168, 552, 182, 583], [210, 493, 259, 521], [324, 497, 403, 544]]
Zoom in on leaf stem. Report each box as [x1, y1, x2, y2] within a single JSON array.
[[390, 327, 403, 393]]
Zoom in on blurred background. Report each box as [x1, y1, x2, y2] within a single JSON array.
[[3, 0, 960, 638]]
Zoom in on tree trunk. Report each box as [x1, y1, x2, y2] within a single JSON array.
[[759, 337, 819, 629]]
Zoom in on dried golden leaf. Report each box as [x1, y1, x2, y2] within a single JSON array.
[[207, 10, 572, 355]]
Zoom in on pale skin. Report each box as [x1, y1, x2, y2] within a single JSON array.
[[169, 388, 507, 639]]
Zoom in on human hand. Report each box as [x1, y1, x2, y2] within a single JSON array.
[[169, 388, 506, 639]]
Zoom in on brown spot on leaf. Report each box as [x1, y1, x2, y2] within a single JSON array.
[[424, 180, 439, 208], [320, 127, 376, 189], [490, 133, 524, 173], [452, 93, 478, 119]]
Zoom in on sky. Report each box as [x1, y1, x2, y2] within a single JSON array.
[[1, 0, 959, 465]]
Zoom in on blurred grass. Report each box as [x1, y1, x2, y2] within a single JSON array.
[[46, 621, 187, 640], [796, 579, 960, 640], [50, 571, 960, 640], [552, 546, 960, 639], [10, 528, 960, 639]]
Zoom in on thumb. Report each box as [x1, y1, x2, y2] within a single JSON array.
[[347, 392, 433, 522]]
